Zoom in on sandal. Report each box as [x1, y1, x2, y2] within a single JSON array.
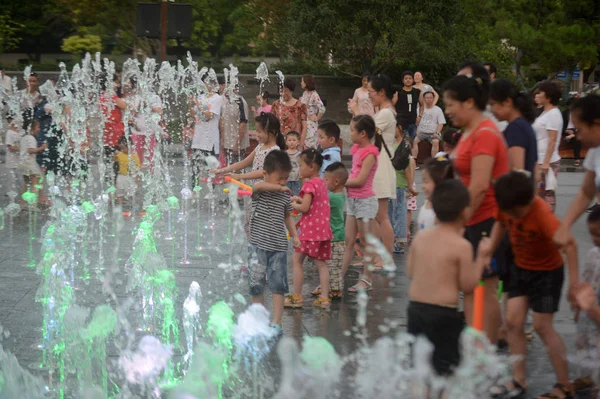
[[490, 379, 526, 398], [330, 290, 343, 299], [350, 262, 364, 269], [537, 383, 574, 399], [347, 278, 372, 294], [311, 286, 321, 296], [571, 377, 594, 391]]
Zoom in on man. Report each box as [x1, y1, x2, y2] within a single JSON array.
[[393, 71, 423, 140], [484, 62, 497, 81], [0, 66, 12, 93], [219, 84, 249, 164], [412, 91, 446, 160]]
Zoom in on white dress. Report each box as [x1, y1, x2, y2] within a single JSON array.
[[373, 108, 397, 199]]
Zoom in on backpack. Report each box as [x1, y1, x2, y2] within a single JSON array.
[[391, 138, 410, 171]]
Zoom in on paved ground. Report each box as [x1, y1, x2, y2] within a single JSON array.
[[0, 158, 594, 398]]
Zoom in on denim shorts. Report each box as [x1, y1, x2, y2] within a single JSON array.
[[346, 196, 378, 220], [248, 247, 289, 296], [287, 180, 301, 197]]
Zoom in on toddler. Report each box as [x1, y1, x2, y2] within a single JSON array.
[[417, 154, 455, 232], [19, 119, 46, 207], [285, 131, 301, 196], [441, 128, 462, 155], [317, 119, 341, 176], [114, 136, 141, 205], [406, 155, 418, 239]]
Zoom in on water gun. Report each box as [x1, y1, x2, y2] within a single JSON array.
[[223, 188, 252, 197], [472, 281, 485, 331], [224, 176, 252, 192]]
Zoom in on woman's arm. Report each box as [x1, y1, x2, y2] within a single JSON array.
[[507, 147, 525, 170], [234, 170, 263, 181], [554, 171, 596, 246], [541, 129, 558, 171], [213, 149, 255, 174], [467, 154, 495, 219], [406, 159, 418, 196], [345, 154, 376, 187], [431, 88, 440, 105]]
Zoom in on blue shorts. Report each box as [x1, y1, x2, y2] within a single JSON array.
[[248, 247, 289, 296], [287, 180, 301, 197]]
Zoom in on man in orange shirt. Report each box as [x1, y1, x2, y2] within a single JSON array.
[[485, 171, 579, 399]]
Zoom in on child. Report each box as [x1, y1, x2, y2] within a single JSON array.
[[389, 123, 417, 253], [341, 115, 381, 294], [417, 155, 454, 232], [250, 91, 272, 118], [248, 150, 299, 333], [19, 119, 46, 207], [407, 179, 491, 375], [285, 131, 301, 196], [441, 128, 462, 155], [4, 114, 21, 193], [312, 162, 348, 299], [486, 171, 579, 399], [114, 136, 141, 205], [317, 119, 341, 176], [285, 149, 333, 309], [406, 154, 418, 239]]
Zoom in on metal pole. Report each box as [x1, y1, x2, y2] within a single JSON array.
[[160, 0, 168, 61]]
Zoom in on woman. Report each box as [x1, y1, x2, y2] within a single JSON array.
[[348, 72, 375, 117], [533, 80, 563, 212], [349, 73, 397, 290], [271, 78, 308, 147], [300, 74, 326, 148], [414, 71, 439, 105], [444, 68, 509, 345]]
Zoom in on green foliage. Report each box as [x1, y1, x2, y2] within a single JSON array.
[[0, 12, 23, 53], [61, 34, 102, 56]]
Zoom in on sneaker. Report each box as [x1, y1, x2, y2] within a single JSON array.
[[313, 297, 331, 309], [393, 243, 405, 254], [270, 323, 284, 337], [284, 294, 303, 308]]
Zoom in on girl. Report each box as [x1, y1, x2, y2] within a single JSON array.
[[406, 155, 418, 240], [251, 91, 272, 118], [418, 155, 455, 232], [341, 115, 381, 293], [285, 149, 332, 309], [441, 129, 462, 155], [19, 119, 47, 209]]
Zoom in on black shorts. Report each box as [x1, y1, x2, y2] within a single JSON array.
[[464, 217, 512, 280], [507, 265, 564, 313], [407, 301, 463, 375]]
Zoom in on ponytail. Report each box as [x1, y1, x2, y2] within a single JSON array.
[[352, 113, 390, 156], [423, 154, 454, 184], [255, 111, 286, 150]]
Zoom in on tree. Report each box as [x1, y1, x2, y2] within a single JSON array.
[[0, 12, 23, 53], [62, 33, 102, 56]]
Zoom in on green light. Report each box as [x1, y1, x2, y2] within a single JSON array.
[[81, 201, 96, 214]]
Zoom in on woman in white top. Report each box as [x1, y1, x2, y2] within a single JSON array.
[[533, 80, 563, 212], [347, 72, 375, 117]]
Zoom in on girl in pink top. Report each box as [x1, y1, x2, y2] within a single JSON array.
[[343, 115, 385, 294], [285, 149, 333, 309], [251, 91, 272, 117]]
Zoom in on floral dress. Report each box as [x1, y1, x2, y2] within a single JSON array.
[[271, 99, 307, 138], [300, 90, 326, 148]]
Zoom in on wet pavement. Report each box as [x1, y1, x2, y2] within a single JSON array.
[[0, 160, 594, 398]]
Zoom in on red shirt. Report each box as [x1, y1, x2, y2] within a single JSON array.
[[100, 93, 124, 147], [453, 119, 508, 226]]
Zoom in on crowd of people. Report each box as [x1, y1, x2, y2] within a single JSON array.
[[3, 62, 600, 398]]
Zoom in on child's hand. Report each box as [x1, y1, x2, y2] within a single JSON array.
[[292, 237, 301, 248], [409, 187, 419, 196], [477, 237, 493, 262], [279, 186, 291, 194], [290, 196, 301, 203], [575, 282, 597, 312]]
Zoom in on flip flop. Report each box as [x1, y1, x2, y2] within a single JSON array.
[[347, 278, 372, 294]]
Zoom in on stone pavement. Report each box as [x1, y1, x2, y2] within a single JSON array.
[[0, 160, 594, 398]]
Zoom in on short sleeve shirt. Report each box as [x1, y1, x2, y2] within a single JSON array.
[[533, 107, 563, 164], [320, 147, 341, 177], [287, 150, 301, 182], [192, 93, 223, 153], [221, 96, 250, 150], [249, 191, 293, 252], [395, 87, 421, 126], [453, 119, 509, 226], [347, 144, 379, 198], [503, 117, 538, 176], [418, 106, 446, 134], [298, 178, 332, 241], [496, 197, 563, 271], [271, 99, 308, 135], [328, 192, 345, 242], [583, 147, 600, 190], [5, 129, 20, 169]]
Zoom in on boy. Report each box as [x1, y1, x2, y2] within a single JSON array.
[[312, 162, 348, 299], [4, 114, 21, 193], [114, 136, 141, 205], [317, 119, 341, 176], [249, 150, 300, 333], [19, 119, 46, 208], [285, 131, 301, 196], [487, 171, 579, 398], [407, 179, 491, 375]]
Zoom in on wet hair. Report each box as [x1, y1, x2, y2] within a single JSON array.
[[318, 119, 341, 141], [324, 162, 349, 184], [118, 135, 128, 146], [494, 171, 535, 211], [300, 148, 324, 169], [538, 80, 562, 106], [263, 149, 292, 174], [484, 62, 497, 76], [431, 180, 470, 222], [442, 128, 462, 149], [283, 78, 296, 92], [572, 95, 600, 126], [588, 206, 600, 224], [302, 74, 317, 91], [351, 114, 386, 152], [261, 91, 270, 103], [443, 74, 490, 111], [286, 131, 300, 140], [255, 112, 286, 150], [423, 154, 454, 184], [402, 70, 414, 79], [490, 79, 536, 123], [369, 74, 394, 99]]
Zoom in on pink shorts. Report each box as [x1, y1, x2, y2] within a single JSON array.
[[295, 240, 332, 261]]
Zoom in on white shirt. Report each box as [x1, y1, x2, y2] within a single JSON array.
[[132, 93, 162, 137], [1, 75, 12, 93], [534, 108, 563, 164], [192, 93, 223, 153], [418, 105, 445, 134], [583, 147, 600, 190], [4, 128, 20, 168], [418, 201, 436, 231]]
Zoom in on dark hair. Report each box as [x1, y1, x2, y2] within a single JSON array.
[[351, 114, 386, 152], [442, 128, 462, 148], [443, 74, 490, 111], [29, 72, 38, 78], [300, 148, 324, 169], [286, 131, 300, 140], [255, 112, 286, 150], [318, 119, 341, 141], [263, 150, 292, 174], [490, 79, 536, 123], [458, 62, 489, 80], [261, 91, 270, 103], [484, 62, 497, 76], [538, 80, 562, 106], [423, 155, 454, 184], [217, 76, 225, 85], [302, 74, 317, 91], [431, 180, 470, 222], [324, 162, 349, 183], [362, 72, 371, 79], [283, 78, 296, 92], [423, 91, 435, 98], [118, 135, 128, 146], [572, 95, 600, 126], [588, 206, 600, 224], [494, 171, 535, 211], [369, 74, 394, 99], [402, 70, 414, 79]]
